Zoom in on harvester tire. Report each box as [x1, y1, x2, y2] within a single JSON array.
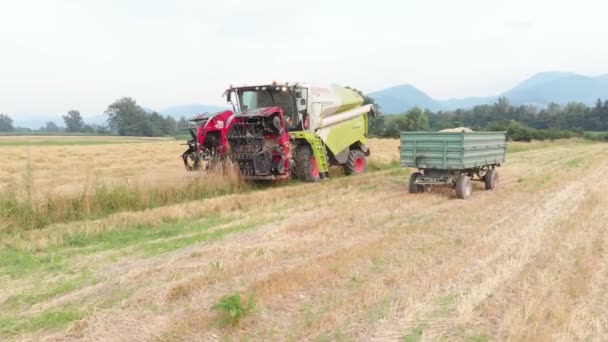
[[484, 169, 499, 190], [343, 150, 367, 175], [294, 144, 320, 182]]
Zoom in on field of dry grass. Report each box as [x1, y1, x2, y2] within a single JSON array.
[[1, 136, 607, 341]]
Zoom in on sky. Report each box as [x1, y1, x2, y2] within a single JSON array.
[[1, 0, 607, 120]]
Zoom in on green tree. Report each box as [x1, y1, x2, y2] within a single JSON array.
[[0, 113, 14, 132], [94, 125, 110, 135], [42, 121, 61, 132], [177, 116, 189, 130], [105, 97, 148, 136], [403, 107, 429, 131], [81, 124, 95, 134], [62, 109, 84, 132]]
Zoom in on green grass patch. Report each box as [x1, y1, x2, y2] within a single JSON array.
[[465, 333, 489, 342], [566, 158, 583, 168], [0, 248, 66, 278], [403, 324, 426, 342], [367, 159, 401, 172], [0, 215, 226, 279], [0, 309, 84, 336], [367, 297, 390, 321], [65, 215, 222, 251], [432, 294, 458, 318], [139, 217, 273, 256], [2, 271, 97, 311]]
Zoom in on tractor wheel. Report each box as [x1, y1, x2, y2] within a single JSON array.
[[484, 169, 499, 190], [343, 150, 367, 175], [455, 175, 472, 199], [294, 144, 320, 182], [409, 172, 424, 193]]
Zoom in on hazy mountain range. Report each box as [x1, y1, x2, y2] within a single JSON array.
[[370, 72, 608, 114], [10, 71, 608, 128]]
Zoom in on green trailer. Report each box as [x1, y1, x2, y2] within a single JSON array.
[[400, 131, 507, 199]]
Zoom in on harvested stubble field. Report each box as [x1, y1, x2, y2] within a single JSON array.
[[1, 136, 607, 341]]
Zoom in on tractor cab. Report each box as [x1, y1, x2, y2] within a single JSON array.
[[224, 83, 309, 131]]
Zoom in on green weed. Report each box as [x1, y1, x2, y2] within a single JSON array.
[[212, 292, 256, 327]]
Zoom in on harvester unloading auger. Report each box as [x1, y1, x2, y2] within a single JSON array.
[[182, 82, 377, 182]]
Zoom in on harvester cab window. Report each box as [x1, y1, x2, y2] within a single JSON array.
[[237, 88, 300, 130], [240, 90, 274, 111], [272, 91, 298, 130]]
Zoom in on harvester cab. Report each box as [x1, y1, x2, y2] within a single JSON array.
[[224, 82, 375, 182]]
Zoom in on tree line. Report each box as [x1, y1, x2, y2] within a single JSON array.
[[2, 94, 608, 141], [369, 97, 608, 141], [0, 97, 189, 136]]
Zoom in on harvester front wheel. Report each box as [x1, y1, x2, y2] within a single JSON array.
[[343, 150, 367, 175], [294, 144, 320, 182]]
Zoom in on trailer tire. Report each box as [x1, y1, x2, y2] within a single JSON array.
[[294, 144, 320, 182], [343, 150, 367, 175], [409, 172, 424, 193], [484, 169, 499, 190], [455, 175, 472, 199]]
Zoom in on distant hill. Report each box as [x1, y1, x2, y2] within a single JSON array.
[[368, 84, 441, 113], [370, 72, 608, 114]]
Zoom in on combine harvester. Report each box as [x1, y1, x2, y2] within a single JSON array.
[[183, 82, 377, 182]]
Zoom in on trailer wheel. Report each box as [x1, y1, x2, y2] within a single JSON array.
[[409, 172, 424, 193], [484, 169, 499, 190], [455, 175, 472, 199], [294, 144, 320, 182], [343, 150, 367, 175]]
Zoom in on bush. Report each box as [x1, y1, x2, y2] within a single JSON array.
[[486, 120, 578, 141]]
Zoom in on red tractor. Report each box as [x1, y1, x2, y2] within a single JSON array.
[[181, 109, 234, 171]]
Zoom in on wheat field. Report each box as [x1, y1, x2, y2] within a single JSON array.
[[1, 136, 607, 341]]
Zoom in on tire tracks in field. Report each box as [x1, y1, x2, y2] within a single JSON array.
[[47, 171, 448, 341], [34, 143, 608, 341], [200, 147, 593, 340]]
